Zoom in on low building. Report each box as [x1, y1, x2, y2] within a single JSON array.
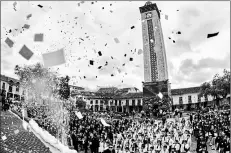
[[171, 87, 214, 110], [84, 87, 143, 113], [0, 75, 24, 101]]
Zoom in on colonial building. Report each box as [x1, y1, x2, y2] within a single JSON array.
[[0, 74, 24, 100], [171, 87, 214, 110], [83, 87, 143, 113]]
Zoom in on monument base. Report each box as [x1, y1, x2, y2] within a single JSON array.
[[142, 80, 171, 112]]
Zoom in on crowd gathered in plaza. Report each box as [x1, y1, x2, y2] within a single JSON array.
[[1, 90, 230, 153]]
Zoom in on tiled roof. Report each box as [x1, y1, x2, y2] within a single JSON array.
[[171, 87, 201, 95], [69, 85, 85, 90], [0, 75, 20, 84], [114, 92, 143, 99], [96, 87, 118, 93]]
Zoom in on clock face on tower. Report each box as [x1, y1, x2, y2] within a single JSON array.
[[145, 12, 152, 19]]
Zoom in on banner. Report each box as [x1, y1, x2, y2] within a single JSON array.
[[100, 118, 110, 127], [75, 111, 83, 119]]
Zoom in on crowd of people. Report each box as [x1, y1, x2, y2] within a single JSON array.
[[192, 109, 230, 153], [1, 89, 230, 153], [69, 111, 193, 153]]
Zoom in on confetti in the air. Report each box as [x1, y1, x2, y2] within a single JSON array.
[[19, 45, 34, 60], [138, 49, 143, 55], [42, 48, 66, 67], [5, 37, 14, 48], [26, 14, 32, 20], [23, 24, 30, 29], [98, 51, 102, 56], [165, 15, 168, 20], [207, 32, 219, 38], [114, 38, 120, 43], [38, 4, 43, 8], [34, 33, 44, 42], [89, 60, 94, 65]]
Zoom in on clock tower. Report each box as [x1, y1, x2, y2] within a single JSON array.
[[139, 2, 171, 111]]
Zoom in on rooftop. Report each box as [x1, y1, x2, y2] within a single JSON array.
[[171, 87, 201, 95]]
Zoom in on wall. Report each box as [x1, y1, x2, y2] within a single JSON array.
[[172, 92, 214, 105]]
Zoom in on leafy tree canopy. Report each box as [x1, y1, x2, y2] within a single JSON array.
[[199, 69, 230, 105]]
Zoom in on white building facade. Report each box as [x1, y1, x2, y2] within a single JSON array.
[[0, 75, 24, 101], [171, 87, 215, 110]]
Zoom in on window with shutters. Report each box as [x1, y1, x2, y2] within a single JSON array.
[[126, 100, 129, 106], [2, 83, 5, 89], [9, 86, 13, 93], [188, 95, 192, 103], [95, 100, 98, 105], [198, 95, 201, 103], [205, 95, 208, 102], [179, 97, 183, 105], [132, 100, 135, 106], [138, 99, 141, 106]]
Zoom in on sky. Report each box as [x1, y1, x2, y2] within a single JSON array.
[[1, 1, 230, 91]]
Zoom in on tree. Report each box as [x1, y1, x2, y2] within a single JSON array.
[[199, 69, 230, 107], [14, 63, 71, 145], [58, 76, 70, 100], [75, 98, 87, 109], [14, 63, 59, 105]]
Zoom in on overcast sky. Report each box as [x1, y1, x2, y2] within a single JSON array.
[[1, 1, 230, 91]]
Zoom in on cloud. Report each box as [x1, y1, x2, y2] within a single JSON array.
[[1, 1, 230, 91]]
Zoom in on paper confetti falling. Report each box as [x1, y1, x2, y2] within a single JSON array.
[[19, 45, 34, 60], [207, 32, 219, 38], [23, 24, 30, 29], [34, 33, 44, 42], [114, 38, 120, 43], [5, 37, 14, 48], [165, 15, 168, 20], [42, 48, 66, 67], [138, 49, 143, 55]]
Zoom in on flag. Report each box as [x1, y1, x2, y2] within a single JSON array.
[[100, 118, 110, 126], [42, 48, 66, 68], [75, 111, 83, 119], [158, 92, 163, 99], [19, 45, 34, 60]]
